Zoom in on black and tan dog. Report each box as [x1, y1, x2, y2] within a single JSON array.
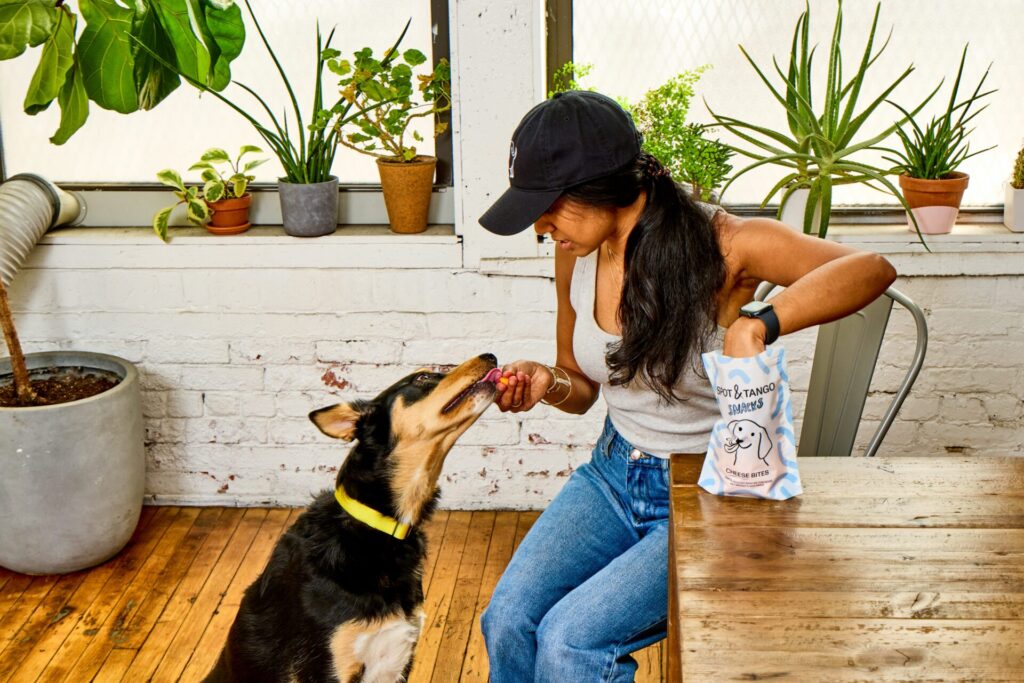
[[205, 353, 500, 682]]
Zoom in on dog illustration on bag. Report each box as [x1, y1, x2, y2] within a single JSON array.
[[723, 419, 773, 467]]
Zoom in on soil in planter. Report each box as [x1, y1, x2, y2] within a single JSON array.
[[0, 366, 121, 407]]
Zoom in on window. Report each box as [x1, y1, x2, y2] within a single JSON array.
[[560, 0, 1018, 209], [0, 0, 450, 188]]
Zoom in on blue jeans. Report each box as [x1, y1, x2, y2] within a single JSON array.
[[481, 416, 670, 682]]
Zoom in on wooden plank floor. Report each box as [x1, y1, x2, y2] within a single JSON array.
[[0, 507, 665, 682]]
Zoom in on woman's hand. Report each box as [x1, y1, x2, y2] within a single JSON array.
[[723, 318, 767, 358], [494, 360, 554, 413]]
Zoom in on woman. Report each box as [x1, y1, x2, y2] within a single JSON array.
[[477, 90, 896, 682]]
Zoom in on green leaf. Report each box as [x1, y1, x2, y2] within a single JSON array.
[[201, 147, 231, 163], [200, 168, 219, 183], [130, 2, 181, 110], [204, 179, 224, 201], [0, 0, 57, 60], [189, 161, 215, 171], [187, 198, 209, 224], [151, 0, 215, 87], [156, 168, 185, 191], [78, 0, 138, 113], [232, 177, 246, 197], [49, 55, 89, 144], [403, 48, 426, 66], [153, 205, 174, 242], [242, 157, 267, 172], [24, 8, 75, 115], [237, 144, 262, 158], [204, 0, 244, 90]]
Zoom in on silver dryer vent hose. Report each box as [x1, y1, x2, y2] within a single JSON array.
[[0, 173, 85, 287]]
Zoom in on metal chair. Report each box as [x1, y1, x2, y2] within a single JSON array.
[[755, 283, 928, 457]]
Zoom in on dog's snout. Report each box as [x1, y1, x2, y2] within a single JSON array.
[[479, 353, 497, 365]]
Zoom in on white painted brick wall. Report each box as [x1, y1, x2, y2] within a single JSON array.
[[6, 252, 1024, 508]]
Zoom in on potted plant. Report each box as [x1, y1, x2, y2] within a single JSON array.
[[708, 0, 938, 242], [630, 68, 734, 202], [0, 175, 143, 575], [332, 43, 452, 234], [136, 2, 409, 238], [152, 145, 267, 240], [881, 46, 995, 235], [1006, 144, 1024, 232], [0, 0, 245, 144]]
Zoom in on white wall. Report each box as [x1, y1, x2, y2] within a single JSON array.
[[8, 230, 1024, 508]]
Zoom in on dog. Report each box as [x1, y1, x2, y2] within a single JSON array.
[[204, 353, 500, 683], [723, 419, 773, 467]]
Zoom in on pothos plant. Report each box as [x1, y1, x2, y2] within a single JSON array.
[[0, 0, 245, 144], [329, 44, 451, 162], [152, 145, 266, 241]]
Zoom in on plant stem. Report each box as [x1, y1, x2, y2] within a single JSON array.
[[0, 278, 38, 406]]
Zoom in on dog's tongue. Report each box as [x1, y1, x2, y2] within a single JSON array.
[[483, 368, 503, 384]]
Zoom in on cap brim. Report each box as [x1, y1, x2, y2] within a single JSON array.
[[478, 186, 562, 236]]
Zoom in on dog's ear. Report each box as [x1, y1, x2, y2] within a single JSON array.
[[309, 401, 367, 441]]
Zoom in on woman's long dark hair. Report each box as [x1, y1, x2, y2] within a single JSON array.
[[562, 152, 726, 402]]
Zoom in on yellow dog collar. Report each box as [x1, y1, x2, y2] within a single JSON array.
[[334, 486, 410, 540]]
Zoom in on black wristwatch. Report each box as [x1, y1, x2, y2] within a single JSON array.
[[738, 301, 780, 346]]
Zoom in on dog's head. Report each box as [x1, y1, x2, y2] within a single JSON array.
[[310, 353, 499, 525]]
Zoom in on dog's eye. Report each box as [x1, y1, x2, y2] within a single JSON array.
[[414, 373, 434, 384]]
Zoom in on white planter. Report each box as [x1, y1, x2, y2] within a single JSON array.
[[1004, 183, 1024, 232], [778, 187, 823, 234]]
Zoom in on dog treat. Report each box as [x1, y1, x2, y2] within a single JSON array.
[[500, 377, 510, 385], [698, 346, 802, 500]]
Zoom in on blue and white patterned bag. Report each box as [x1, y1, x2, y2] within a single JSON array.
[[698, 346, 802, 500]]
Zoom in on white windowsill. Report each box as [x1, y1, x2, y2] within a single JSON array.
[[27, 224, 462, 270], [480, 223, 1024, 278]]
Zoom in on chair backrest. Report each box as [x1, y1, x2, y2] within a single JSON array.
[[754, 284, 928, 457]]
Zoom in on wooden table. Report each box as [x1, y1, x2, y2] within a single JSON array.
[[667, 454, 1024, 682]]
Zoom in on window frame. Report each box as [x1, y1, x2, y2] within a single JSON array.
[[0, 1, 455, 224], [544, 0, 1004, 223]]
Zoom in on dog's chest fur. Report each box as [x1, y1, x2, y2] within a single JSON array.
[[209, 490, 433, 682]]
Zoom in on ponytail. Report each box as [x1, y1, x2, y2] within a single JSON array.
[[562, 153, 726, 402]]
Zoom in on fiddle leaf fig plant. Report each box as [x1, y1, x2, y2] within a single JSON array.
[[0, 0, 245, 144]]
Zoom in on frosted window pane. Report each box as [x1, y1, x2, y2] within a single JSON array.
[[0, 1, 434, 184], [574, 0, 1022, 206]]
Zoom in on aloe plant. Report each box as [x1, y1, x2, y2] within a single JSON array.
[[880, 46, 995, 181], [708, 0, 940, 241], [0, 0, 245, 144]]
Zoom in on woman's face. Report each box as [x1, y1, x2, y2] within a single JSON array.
[[532, 197, 618, 256]]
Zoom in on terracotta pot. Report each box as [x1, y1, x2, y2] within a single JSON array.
[[898, 172, 968, 235], [376, 156, 437, 234], [206, 193, 252, 235]]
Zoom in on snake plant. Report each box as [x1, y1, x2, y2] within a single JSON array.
[[709, 0, 939, 241]]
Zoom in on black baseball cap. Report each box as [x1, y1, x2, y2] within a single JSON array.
[[478, 90, 642, 236]]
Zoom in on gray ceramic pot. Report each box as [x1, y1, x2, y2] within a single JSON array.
[[278, 176, 339, 237], [0, 351, 144, 574]]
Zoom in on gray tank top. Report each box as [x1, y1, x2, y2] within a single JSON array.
[[569, 241, 725, 459]]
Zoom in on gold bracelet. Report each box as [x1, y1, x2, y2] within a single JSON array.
[[541, 365, 573, 407]]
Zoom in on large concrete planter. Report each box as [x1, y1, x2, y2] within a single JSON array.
[[778, 187, 823, 234], [0, 351, 144, 574]]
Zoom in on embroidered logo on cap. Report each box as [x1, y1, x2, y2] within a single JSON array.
[[508, 141, 518, 179]]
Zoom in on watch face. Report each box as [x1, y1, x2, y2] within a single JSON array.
[[741, 300, 772, 316]]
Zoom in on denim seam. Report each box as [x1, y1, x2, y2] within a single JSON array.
[[600, 613, 669, 683]]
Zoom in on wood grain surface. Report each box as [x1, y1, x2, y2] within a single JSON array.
[[667, 454, 1024, 682]]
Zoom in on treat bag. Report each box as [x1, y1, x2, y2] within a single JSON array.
[[698, 346, 802, 500]]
